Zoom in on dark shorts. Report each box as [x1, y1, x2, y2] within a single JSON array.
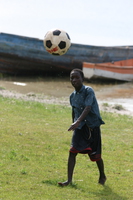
[[70, 125, 102, 161]]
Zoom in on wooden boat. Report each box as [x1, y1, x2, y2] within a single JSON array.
[[0, 32, 133, 81], [83, 59, 133, 81]]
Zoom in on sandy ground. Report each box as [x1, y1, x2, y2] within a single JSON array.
[[0, 77, 133, 116]]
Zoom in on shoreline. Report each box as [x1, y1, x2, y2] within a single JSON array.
[[0, 88, 133, 117], [0, 78, 133, 116]]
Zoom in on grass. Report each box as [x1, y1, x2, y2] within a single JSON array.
[[0, 96, 133, 200]]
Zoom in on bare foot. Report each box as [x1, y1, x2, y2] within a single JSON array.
[[58, 181, 71, 186], [98, 176, 107, 185]]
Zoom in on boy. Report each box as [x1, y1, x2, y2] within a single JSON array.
[[58, 69, 106, 186]]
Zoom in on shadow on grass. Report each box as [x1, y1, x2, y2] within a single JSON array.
[[42, 179, 78, 189], [95, 185, 129, 200], [42, 180, 128, 199], [42, 180, 57, 186]]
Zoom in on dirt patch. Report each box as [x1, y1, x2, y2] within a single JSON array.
[[95, 82, 133, 99], [0, 77, 133, 116]]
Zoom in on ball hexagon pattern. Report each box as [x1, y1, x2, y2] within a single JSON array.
[[43, 29, 71, 56]]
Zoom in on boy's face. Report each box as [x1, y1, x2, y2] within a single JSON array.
[[70, 71, 83, 91]]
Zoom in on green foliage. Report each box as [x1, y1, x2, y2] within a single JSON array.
[[113, 104, 125, 111], [0, 97, 133, 199], [102, 102, 109, 107]]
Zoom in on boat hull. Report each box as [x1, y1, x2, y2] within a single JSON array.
[[83, 59, 133, 81], [0, 32, 133, 80]]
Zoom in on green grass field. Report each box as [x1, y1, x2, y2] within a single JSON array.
[[0, 96, 133, 200]]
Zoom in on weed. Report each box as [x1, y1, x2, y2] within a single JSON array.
[[113, 104, 125, 110], [102, 102, 109, 107]]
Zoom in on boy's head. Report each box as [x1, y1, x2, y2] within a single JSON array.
[[70, 69, 84, 91], [70, 69, 84, 80]]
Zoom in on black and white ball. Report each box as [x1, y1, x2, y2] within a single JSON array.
[[43, 29, 71, 56]]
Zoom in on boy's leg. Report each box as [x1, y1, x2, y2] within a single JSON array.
[[96, 158, 106, 185], [58, 152, 77, 186]]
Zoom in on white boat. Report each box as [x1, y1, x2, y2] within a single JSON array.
[[83, 59, 133, 81]]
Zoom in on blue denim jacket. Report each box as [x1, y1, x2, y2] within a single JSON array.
[[70, 85, 105, 129]]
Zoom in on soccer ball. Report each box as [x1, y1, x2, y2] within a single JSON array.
[[43, 29, 71, 56]]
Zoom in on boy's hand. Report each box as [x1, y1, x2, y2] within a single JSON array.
[[68, 121, 80, 131]]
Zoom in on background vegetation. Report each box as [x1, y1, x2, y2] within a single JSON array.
[[0, 97, 133, 200]]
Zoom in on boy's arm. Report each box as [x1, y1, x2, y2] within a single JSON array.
[[72, 109, 75, 123], [68, 106, 91, 131]]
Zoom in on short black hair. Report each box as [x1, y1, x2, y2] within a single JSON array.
[[70, 68, 84, 79]]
